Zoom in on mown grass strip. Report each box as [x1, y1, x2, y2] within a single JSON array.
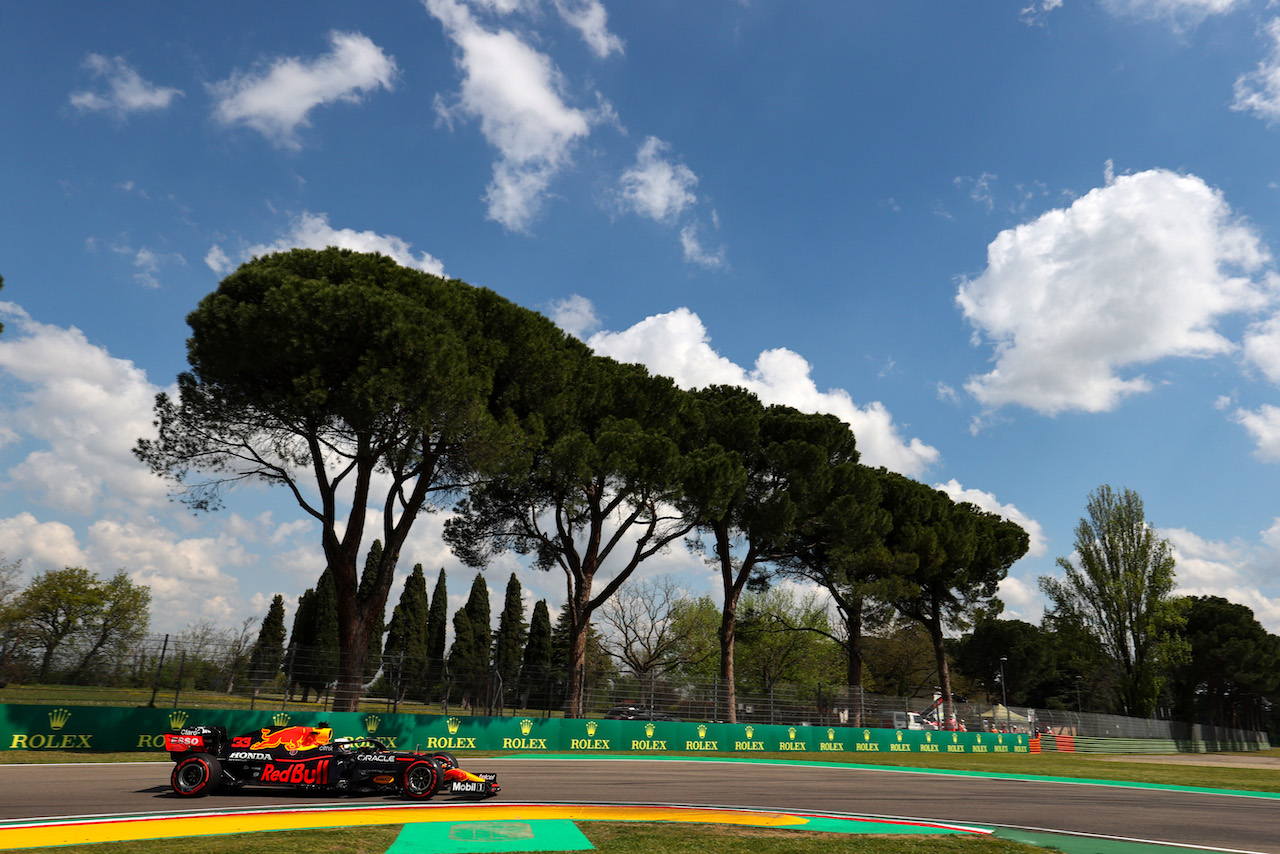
[[4, 822, 1045, 854]]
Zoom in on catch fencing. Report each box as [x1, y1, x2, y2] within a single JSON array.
[[0, 633, 1268, 752]]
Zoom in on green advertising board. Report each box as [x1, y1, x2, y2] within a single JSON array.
[[0, 704, 1030, 756]]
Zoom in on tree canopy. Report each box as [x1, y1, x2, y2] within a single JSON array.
[[135, 248, 583, 710], [681, 387, 868, 721], [13, 566, 150, 682], [446, 355, 702, 716], [1169, 595, 1279, 731], [876, 471, 1029, 724], [1041, 485, 1181, 717]]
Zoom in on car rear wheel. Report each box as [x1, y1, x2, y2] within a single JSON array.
[[401, 758, 442, 800], [171, 753, 221, 797]]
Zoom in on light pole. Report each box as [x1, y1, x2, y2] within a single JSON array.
[[999, 656, 1008, 732]]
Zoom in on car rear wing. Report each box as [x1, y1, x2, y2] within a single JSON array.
[[164, 726, 226, 756]]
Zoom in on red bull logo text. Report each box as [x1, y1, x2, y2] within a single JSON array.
[[259, 759, 331, 785]]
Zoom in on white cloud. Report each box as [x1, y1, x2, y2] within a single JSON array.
[[547, 293, 600, 338], [618, 137, 698, 223], [427, 0, 597, 231], [553, 0, 624, 58], [1162, 525, 1280, 631], [0, 513, 87, 576], [205, 244, 233, 275], [996, 574, 1041, 620], [1242, 310, 1280, 384], [1023, 0, 1243, 28], [210, 31, 397, 149], [69, 54, 183, 118], [956, 172, 998, 212], [0, 308, 172, 516], [241, 212, 446, 276], [1106, 0, 1244, 19], [117, 245, 185, 289], [1235, 404, 1280, 460], [585, 306, 940, 476], [680, 223, 727, 270], [1233, 18, 1280, 125], [469, 0, 536, 13], [932, 479, 1048, 558], [958, 169, 1273, 415]]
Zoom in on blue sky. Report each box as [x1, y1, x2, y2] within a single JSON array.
[[4, 0, 1280, 637]]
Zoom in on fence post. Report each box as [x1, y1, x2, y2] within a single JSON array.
[[147, 634, 169, 709], [282, 647, 295, 712], [172, 650, 186, 709]]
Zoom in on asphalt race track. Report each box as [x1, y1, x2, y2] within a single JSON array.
[[0, 758, 1276, 853]]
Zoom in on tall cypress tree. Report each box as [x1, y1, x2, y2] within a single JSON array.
[[384, 564, 430, 701], [447, 573, 491, 706], [285, 588, 315, 701], [290, 569, 340, 702], [358, 540, 386, 682], [493, 573, 527, 704], [520, 599, 553, 710], [425, 569, 448, 694], [247, 594, 286, 688], [448, 608, 476, 705], [463, 572, 492, 674]]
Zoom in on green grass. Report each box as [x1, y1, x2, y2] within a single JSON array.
[[7, 822, 1042, 854], [0, 683, 561, 718], [625, 747, 1280, 794]]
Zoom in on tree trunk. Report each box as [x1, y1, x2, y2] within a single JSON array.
[[565, 584, 592, 718], [928, 599, 955, 727], [844, 593, 864, 725], [715, 525, 758, 725], [718, 598, 737, 724]]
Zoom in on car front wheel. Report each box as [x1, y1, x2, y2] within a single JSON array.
[[400, 758, 442, 800]]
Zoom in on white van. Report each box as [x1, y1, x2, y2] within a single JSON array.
[[881, 711, 924, 730]]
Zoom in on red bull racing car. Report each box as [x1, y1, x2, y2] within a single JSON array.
[[163, 723, 499, 800]]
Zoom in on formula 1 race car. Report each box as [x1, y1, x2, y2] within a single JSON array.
[[164, 723, 499, 800]]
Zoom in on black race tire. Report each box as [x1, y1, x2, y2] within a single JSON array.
[[171, 753, 221, 797], [432, 750, 458, 770], [401, 758, 442, 800]]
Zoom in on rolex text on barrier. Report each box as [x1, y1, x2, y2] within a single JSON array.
[[0, 704, 1031, 755]]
